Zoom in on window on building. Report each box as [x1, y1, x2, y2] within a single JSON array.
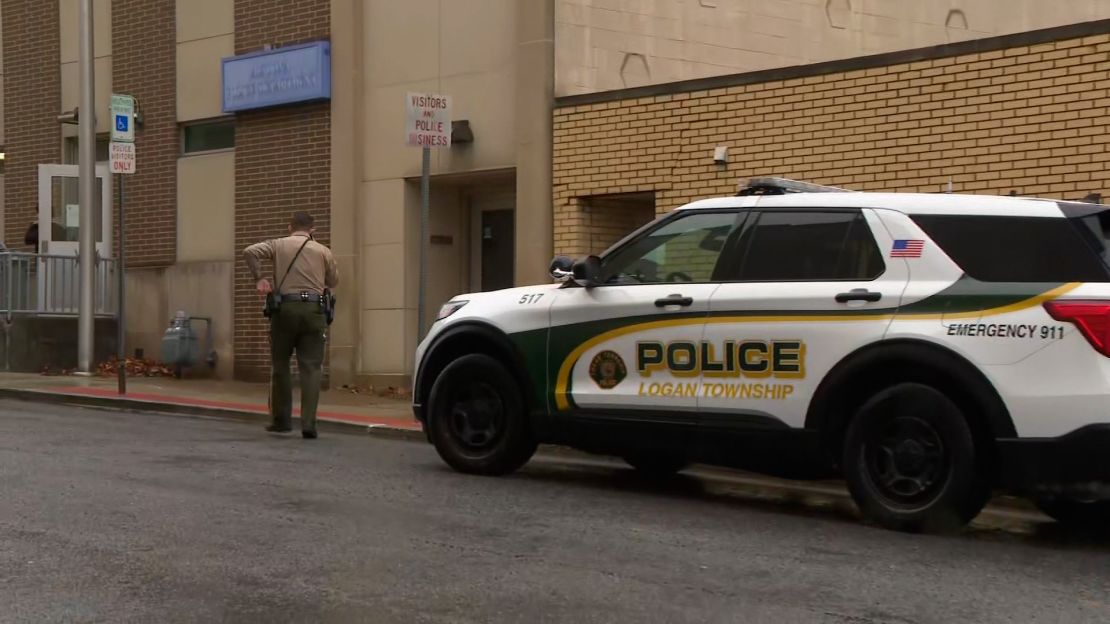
[[912, 214, 1110, 282], [583, 192, 657, 255], [63, 136, 110, 164], [182, 119, 235, 154], [733, 210, 884, 281]]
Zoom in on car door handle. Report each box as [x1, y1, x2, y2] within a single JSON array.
[[835, 289, 882, 303], [655, 294, 694, 308]]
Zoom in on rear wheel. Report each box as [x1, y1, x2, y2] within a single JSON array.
[[1035, 499, 1110, 529], [843, 383, 990, 533], [623, 453, 689, 478], [427, 354, 537, 476]]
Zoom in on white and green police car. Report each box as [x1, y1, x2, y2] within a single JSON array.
[[413, 177, 1110, 532]]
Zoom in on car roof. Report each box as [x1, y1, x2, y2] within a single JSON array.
[[677, 192, 1070, 218]]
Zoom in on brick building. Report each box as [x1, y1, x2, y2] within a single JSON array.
[[0, 0, 555, 387], [552, 19, 1110, 261], [2, 1, 1110, 388]]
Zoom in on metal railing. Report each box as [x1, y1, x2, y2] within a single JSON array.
[[1, 252, 118, 318]]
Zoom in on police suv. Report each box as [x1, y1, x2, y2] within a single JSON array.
[[413, 178, 1110, 532]]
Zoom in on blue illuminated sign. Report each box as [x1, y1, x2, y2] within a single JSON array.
[[221, 41, 331, 113]]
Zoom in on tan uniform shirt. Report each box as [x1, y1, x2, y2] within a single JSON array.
[[244, 232, 339, 295]]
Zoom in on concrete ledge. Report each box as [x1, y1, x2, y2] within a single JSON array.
[[0, 317, 118, 373]]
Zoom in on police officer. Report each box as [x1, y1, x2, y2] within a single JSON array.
[[244, 211, 338, 439]]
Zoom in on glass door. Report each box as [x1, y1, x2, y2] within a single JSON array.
[[36, 164, 113, 313]]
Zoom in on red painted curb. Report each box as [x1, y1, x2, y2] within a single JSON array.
[[49, 386, 423, 431]]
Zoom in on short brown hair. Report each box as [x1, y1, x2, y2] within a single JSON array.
[[290, 211, 314, 231]]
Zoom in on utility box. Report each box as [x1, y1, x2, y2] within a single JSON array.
[[160, 311, 217, 378]]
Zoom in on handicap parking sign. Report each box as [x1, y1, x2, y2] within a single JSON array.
[[110, 93, 135, 142]]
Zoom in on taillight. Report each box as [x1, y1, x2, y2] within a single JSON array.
[[1043, 300, 1110, 357]]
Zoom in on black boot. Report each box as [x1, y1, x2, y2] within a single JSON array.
[[266, 424, 292, 433], [302, 430, 318, 439]]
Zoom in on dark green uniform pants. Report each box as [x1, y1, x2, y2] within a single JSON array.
[[269, 301, 327, 433]]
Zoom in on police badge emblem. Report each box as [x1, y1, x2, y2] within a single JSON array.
[[588, 350, 627, 389]]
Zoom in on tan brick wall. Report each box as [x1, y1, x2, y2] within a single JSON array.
[[553, 31, 1110, 257], [113, 0, 177, 267], [2, 0, 60, 250], [232, 0, 330, 381]]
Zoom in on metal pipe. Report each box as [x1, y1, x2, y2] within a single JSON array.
[[418, 146, 430, 339], [77, 0, 96, 373], [117, 176, 126, 394], [2, 254, 9, 371]]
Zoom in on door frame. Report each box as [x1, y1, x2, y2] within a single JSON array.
[[468, 189, 515, 292], [37, 163, 113, 257], [35, 164, 114, 314]]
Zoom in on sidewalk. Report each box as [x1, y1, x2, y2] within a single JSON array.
[[0, 372, 422, 435]]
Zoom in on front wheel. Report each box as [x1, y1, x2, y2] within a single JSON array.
[[842, 383, 990, 533], [1035, 499, 1110, 528], [427, 354, 537, 476]]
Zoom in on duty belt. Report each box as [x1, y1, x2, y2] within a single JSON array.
[[280, 292, 323, 303]]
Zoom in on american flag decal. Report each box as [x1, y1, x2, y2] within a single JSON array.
[[891, 239, 924, 258]]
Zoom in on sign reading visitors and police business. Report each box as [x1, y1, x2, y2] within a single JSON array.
[[222, 41, 331, 113], [406, 93, 452, 148]]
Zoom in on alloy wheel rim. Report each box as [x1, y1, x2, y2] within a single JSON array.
[[447, 383, 505, 452], [864, 415, 949, 506]]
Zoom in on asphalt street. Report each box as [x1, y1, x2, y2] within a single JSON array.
[[0, 399, 1107, 624]]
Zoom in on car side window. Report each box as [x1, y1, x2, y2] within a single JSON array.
[[599, 211, 741, 285], [912, 214, 1110, 282], [731, 210, 884, 281]]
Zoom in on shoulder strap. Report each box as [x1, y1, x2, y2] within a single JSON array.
[[275, 238, 311, 293], [320, 240, 332, 292]]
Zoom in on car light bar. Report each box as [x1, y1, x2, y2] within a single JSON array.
[[737, 176, 854, 196]]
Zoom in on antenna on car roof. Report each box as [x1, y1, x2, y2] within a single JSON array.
[[736, 176, 854, 196]]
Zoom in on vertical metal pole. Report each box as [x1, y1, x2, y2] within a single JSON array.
[[77, 0, 96, 374], [117, 175, 126, 395], [418, 147, 430, 339], [4, 254, 11, 372]]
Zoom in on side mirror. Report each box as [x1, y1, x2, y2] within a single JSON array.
[[549, 255, 574, 282], [572, 255, 603, 288]]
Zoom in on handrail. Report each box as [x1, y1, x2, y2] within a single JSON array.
[[0, 251, 118, 318]]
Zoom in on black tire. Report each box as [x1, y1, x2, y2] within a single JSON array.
[[427, 353, 537, 476], [842, 383, 990, 533], [1035, 499, 1110, 529], [623, 453, 690, 478]]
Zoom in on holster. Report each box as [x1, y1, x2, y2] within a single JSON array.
[[263, 292, 281, 318], [322, 289, 336, 325]]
